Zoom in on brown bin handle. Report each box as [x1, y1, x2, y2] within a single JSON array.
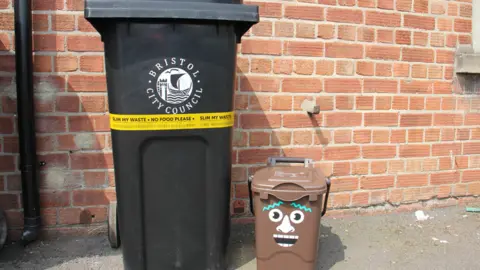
[[268, 157, 312, 167], [248, 176, 255, 216], [321, 178, 331, 217]]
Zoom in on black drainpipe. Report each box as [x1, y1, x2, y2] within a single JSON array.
[[14, 0, 41, 245]]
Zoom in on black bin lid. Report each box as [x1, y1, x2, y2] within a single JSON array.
[[85, 0, 259, 38]]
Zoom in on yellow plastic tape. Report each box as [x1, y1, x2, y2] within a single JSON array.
[[109, 112, 235, 131]]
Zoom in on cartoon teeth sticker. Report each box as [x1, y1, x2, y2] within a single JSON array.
[[263, 201, 311, 248]]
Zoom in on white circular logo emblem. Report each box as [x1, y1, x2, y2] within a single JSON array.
[[157, 68, 193, 105], [145, 57, 203, 114]]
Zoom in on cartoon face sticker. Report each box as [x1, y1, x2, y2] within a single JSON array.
[[262, 201, 312, 248]]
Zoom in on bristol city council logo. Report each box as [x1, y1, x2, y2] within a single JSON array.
[[145, 57, 203, 114]]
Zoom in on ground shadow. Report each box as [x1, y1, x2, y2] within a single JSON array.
[[317, 223, 346, 269]]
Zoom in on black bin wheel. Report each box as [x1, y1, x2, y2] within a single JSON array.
[[108, 202, 121, 249], [0, 210, 7, 251]]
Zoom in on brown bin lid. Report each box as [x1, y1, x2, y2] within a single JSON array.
[[252, 165, 327, 202]]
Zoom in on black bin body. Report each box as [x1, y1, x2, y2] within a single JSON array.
[[85, 1, 258, 269]]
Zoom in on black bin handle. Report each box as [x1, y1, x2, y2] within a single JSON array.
[[248, 176, 255, 216], [268, 157, 313, 167]]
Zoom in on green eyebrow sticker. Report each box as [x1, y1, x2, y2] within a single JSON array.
[[262, 201, 284, 211], [290, 202, 312, 212]]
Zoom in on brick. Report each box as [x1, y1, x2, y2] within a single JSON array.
[[33, 34, 65, 52], [316, 60, 334, 75], [437, 18, 453, 32], [54, 55, 78, 72], [364, 112, 398, 126], [446, 34, 457, 48], [404, 14, 435, 30], [371, 161, 387, 174], [441, 128, 455, 141], [317, 96, 334, 111], [392, 96, 408, 110], [331, 177, 358, 192], [284, 41, 324, 57], [252, 21, 273, 37], [465, 114, 480, 126], [402, 48, 434, 63], [317, 24, 335, 39], [231, 167, 247, 182], [411, 64, 427, 78], [338, 0, 355, 6], [366, 11, 401, 27], [324, 78, 361, 93], [240, 76, 279, 92], [324, 146, 360, 160], [296, 23, 315, 39], [325, 43, 363, 59], [396, 30, 411, 45], [285, 5, 324, 20], [338, 25, 356, 41], [77, 16, 96, 32], [400, 80, 433, 94], [362, 145, 396, 159], [332, 96, 351, 111], [413, 0, 428, 13], [378, 0, 394, 9], [283, 114, 322, 128], [464, 142, 480, 155], [432, 143, 461, 156], [393, 63, 410, 77], [248, 96, 269, 111], [0, 55, 14, 72], [246, 1, 282, 18], [352, 191, 369, 206], [364, 79, 398, 93], [40, 191, 70, 208], [463, 170, 480, 183], [434, 113, 463, 126], [373, 130, 389, 143], [454, 18, 472, 33], [375, 96, 392, 110], [283, 147, 322, 160], [36, 116, 66, 133], [468, 182, 480, 196], [357, 27, 375, 42], [456, 129, 470, 141], [271, 96, 292, 111], [67, 35, 103, 52], [235, 184, 248, 199], [399, 145, 430, 157], [34, 0, 64, 10], [325, 112, 362, 127], [397, 174, 428, 187], [68, 75, 106, 92], [408, 129, 423, 142], [436, 50, 454, 64], [336, 60, 354, 75], [0, 156, 15, 172], [352, 161, 369, 175], [458, 35, 471, 45], [72, 190, 110, 206], [354, 130, 371, 143], [361, 176, 394, 189], [375, 63, 392, 77], [431, 172, 459, 185], [430, 33, 445, 47], [334, 130, 352, 144], [366, 45, 400, 60], [71, 153, 113, 170], [377, 29, 394, 43], [240, 114, 281, 129], [273, 59, 293, 74], [52, 14, 75, 31], [326, 8, 363, 24], [68, 115, 109, 132], [439, 157, 453, 170], [400, 114, 432, 127], [293, 131, 312, 145], [358, 0, 375, 8], [409, 96, 425, 110], [459, 3, 472, 17], [31, 14, 49, 31], [275, 22, 294, 37], [283, 78, 322, 93], [357, 61, 374, 76], [80, 96, 106, 113], [56, 95, 79, 112], [242, 39, 281, 55], [332, 193, 351, 208], [314, 131, 331, 146], [396, 0, 412, 11], [238, 149, 281, 164], [0, 194, 18, 210], [431, 1, 446, 14], [80, 55, 104, 72]]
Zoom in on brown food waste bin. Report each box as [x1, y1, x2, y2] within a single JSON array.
[[248, 157, 331, 270]]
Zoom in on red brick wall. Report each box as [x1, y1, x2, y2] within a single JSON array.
[[0, 0, 478, 235]]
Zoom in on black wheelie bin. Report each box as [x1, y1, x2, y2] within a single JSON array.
[[84, 1, 258, 269]]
